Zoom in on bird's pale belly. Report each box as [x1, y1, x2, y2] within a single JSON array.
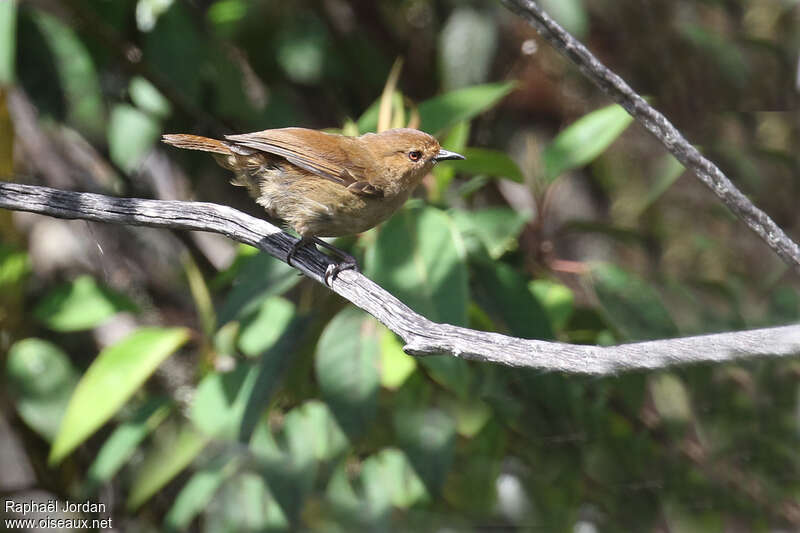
[[254, 177, 409, 238]]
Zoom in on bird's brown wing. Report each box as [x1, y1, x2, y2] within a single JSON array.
[[224, 128, 382, 197]]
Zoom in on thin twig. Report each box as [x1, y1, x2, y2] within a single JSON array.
[[1, 181, 798, 374], [500, 0, 800, 275]]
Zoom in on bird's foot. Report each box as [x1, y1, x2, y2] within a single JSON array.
[[324, 256, 359, 286]]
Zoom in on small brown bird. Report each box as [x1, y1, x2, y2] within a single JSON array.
[[162, 127, 464, 282]]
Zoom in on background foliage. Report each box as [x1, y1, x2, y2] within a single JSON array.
[[2, 0, 800, 530]]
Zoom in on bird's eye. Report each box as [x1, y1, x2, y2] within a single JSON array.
[[408, 150, 422, 162]]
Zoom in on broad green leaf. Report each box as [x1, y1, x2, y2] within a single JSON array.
[[379, 328, 417, 390], [164, 455, 237, 532], [452, 207, 531, 260], [471, 259, 554, 340], [540, 0, 588, 38], [635, 153, 685, 215], [207, 0, 248, 29], [6, 339, 78, 441], [362, 448, 428, 514], [0, 0, 17, 84], [529, 279, 575, 332], [419, 82, 515, 134], [204, 473, 289, 532], [446, 148, 525, 183], [394, 408, 456, 494], [432, 121, 471, 199], [129, 76, 171, 118], [649, 373, 692, 424], [315, 308, 380, 437], [283, 400, 348, 463], [108, 104, 160, 173], [191, 365, 258, 438], [249, 415, 316, 523], [86, 397, 171, 488], [442, 395, 492, 438], [366, 206, 470, 396], [0, 244, 29, 287], [34, 275, 137, 332], [127, 421, 208, 510], [237, 297, 295, 357], [218, 252, 301, 324], [50, 327, 190, 464], [591, 263, 678, 341], [367, 205, 468, 326], [543, 103, 634, 181], [32, 10, 105, 138], [135, 0, 176, 32]]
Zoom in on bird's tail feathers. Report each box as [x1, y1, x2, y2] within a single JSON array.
[[162, 134, 233, 155]]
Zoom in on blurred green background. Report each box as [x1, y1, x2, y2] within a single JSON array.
[[1, 0, 800, 530]]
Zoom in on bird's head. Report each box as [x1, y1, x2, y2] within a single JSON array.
[[360, 128, 464, 193]]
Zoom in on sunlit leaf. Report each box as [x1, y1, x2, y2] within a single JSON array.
[[164, 455, 237, 531], [86, 397, 171, 488], [591, 263, 678, 341], [32, 10, 105, 138], [108, 104, 160, 173], [0, 0, 17, 84], [452, 207, 531, 259], [204, 472, 289, 531], [529, 279, 575, 332], [191, 365, 258, 438], [237, 297, 295, 357], [127, 420, 208, 510], [362, 448, 429, 511], [446, 147, 524, 182], [130, 76, 171, 118], [543, 103, 634, 181], [315, 308, 379, 437], [419, 82, 515, 134], [50, 327, 190, 464], [6, 339, 78, 441], [379, 328, 417, 390], [394, 408, 456, 494], [33, 275, 137, 332]]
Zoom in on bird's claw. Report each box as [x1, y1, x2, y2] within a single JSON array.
[[324, 258, 359, 286]]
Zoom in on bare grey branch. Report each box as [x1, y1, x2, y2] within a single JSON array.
[[2, 181, 798, 374]]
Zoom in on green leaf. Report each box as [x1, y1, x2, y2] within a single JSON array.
[[190, 365, 258, 439], [432, 121, 471, 199], [439, 7, 498, 91], [49, 327, 190, 464], [127, 420, 208, 510], [6, 339, 79, 441], [471, 259, 554, 340], [543, 103, 634, 181], [446, 148, 524, 183], [529, 280, 575, 332], [129, 76, 171, 119], [164, 455, 237, 532], [635, 153, 685, 215], [204, 473, 289, 532], [649, 373, 692, 424], [362, 448, 428, 513], [418, 82, 515, 134], [394, 408, 456, 494], [86, 397, 171, 488], [591, 263, 678, 341], [540, 0, 588, 38], [315, 308, 380, 437], [218, 252, 301, 324], [367, 205, 468, 326], [366, 206, 471, 396], [379, 328, 417, 390], [0, 244, 29, 287], [237, 297, 296, 357], [452, 207, 532, 260], [32, 10, 105, 138], [0, 0, 17, 84], [34, 275, 137, 332], [108, 104, 161, 173]]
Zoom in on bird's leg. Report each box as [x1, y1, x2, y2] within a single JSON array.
[[285, 237, 359, 286], [310, 237, 359, 285]]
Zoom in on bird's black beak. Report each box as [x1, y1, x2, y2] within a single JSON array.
[[433, 148, 465, 162]]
